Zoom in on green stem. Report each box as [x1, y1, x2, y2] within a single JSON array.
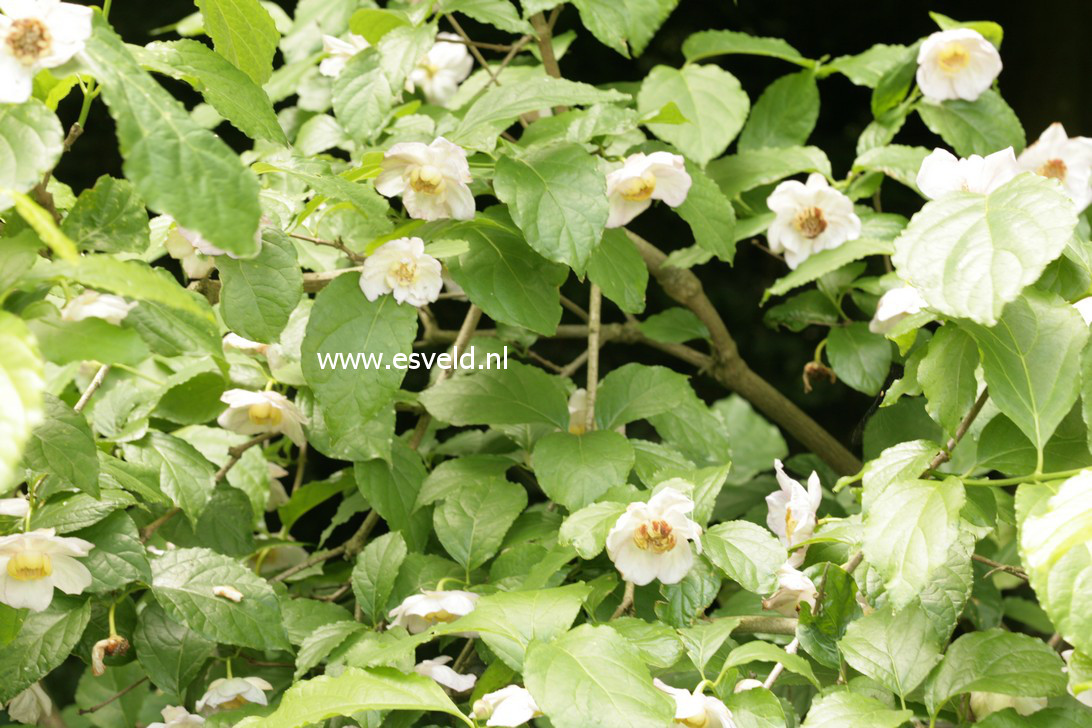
[[107, 601, 118, 636], [959, 467, 1086, 487], [111, 362, 166, 386], [225, 657, 233, 680]]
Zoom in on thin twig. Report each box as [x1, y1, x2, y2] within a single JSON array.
[[74, 364, 110, 413], [288, 232, 364, 264], [446, 13, 499, 86], [584, 285, 603, 432], [409, 305, 483, 450], [317, 583, 352, 602], [610, 580, 635, 620], [525, 349, 564, 373], [927, 388, 989, 471], [452, 638, 476, 672], [972, 554, 1028, 580], [292, 442, 308, 494], [559, 294, 590, 322], [440, 36, 517, 52], [559, 349, 590, 378], [77, 677, 148, 714], [272, 510, 380, 582], [762, 637, 799, 689]]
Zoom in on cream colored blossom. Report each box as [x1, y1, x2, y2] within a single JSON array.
[[375, 138, 475, 221], [471, 685, 542, 726], [653, 679, 737, 728], [605, 152, 692, 228], [0, 497, 29, 518], [4, 682, 52, 725], [388, 589, 478, 634], [196, 676, 272, 712], [916, 28, 1001, 103], [212, 585, 243, 603], [61, 291, 137, 326], [414, 656, 477, 693], [969, 692, 1047, 719], [319, 33, 369, 78], [164, 225, 217, 278], [217, 389, 307, 446], [915, 147, 1019, 199], [407, 33, 473, 106], [0, 0, 92, 104], [869, 285, 928, 334], [91, 635, 128, 676], [733, 679, 764, 693], [359, 237, 443, 307], [1018, 123, 1092, 210], [762, 563, 818, 616], [148, 705, 206, 728], [0, 528, 93, 612], [1062, 649, 1092, 708], [766, 174, 861, 269], [605, 485, 703, 586], [766, 460, 822, 566], [1073, 298, 1092, 326]]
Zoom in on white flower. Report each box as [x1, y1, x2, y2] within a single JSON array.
[[915, 28, 1001, 103], [222, 333, 268, 356], [1018, 123, 1092, 210], [414, 656, 477, 693], [4, 682, 52, 725], [915, 147, 1019, 199], [969, 692, 1047, 719], [0, 497, 29, 518], [869, 285, 928, 334], [148, 705, 206, 728], [359, 237, 443, 307], [1062, 649, 1092, 708], [762, 563, 818, 616], [766, 174, 861, 270], [766, 460, 822, 566], [653, 679, 737, 728], [61, 291, 137, 326], [407, 33, 473, 107], [319, 33, 369, 78], [196, 676, 272, 712], [605, 485, 703, 586], [471, 685, 542, 726], [605, 152, 692, 228], [217, 389, 307, 446], [0, 0, 92, 104], [567, 388, 589, 434], [389, 589, 478, 634], [164, 226, 217, 279], [213, 585, 243, 603], [0, 528, 92, 612], [375, 137, 475, 221], [733, 679, 764, 693], [1073, 298, 1092, 325]]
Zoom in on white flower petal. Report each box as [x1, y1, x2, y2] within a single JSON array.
[[49, 555, 92, 594]]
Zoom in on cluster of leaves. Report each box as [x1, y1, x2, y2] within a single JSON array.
[[1, 1, 1090, 727]]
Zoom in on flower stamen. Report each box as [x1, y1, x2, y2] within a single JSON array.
[[1037, 158, 1068, 181], [633, 520, 676, 553], [423, 609, 460, 624], [619, 172, 657, 202], [936, 42, 970, 73], [248, 401, 283, 427], [409, 165, 445, 194], [681, 714, 710, 728], [6, 18, 51, 65], [7, 551, 52, 581], [792, 207, 828, 239]]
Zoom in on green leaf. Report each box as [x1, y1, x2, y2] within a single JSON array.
[[352, 532, 407, 626], [11, 192, 78, 261], [558, 501, 628, 559], [419, 360, 570, 429], [349, 8, 410, 44], [332, 49, 393, 145], [924, 629, 1066, 716], [929, 12, 1004, 47], [739, 70, 819, 151], [863, 478, 966, 608], [0, 595, 91, 703], [445, 212, 568, 335], [443, 0, 533, 35], [703, 521, 787, 594], [531, 431, 635, 510], [150, 546, 290, 650], [493, 143, 608, 275], [0, 98, 63, 212], [235, 667, 471, 728], [195, 0, 279, 84], [30, 489, 135, 533], [609, 617, 684, 668], [892, 174, 1077, 325], [638, 308, 709, 343], [133, 601, 217, 697], [295, 620, 366, 679], [638, 64, 750, 166], [681, 29, 811, 66], [140, 39, 287, 144], [123, 432, 217, 524], [437, 584, 589, 671], [57, 255, 213, 321], [963, 291, 1087, 454], [707, 146, 831, 198], [80, 17, 261, 257], [524, 624, 676, 728], [73, 511, 150, 592], [678, 617, 739, 676], [723, 641, 820, 687], [801, 691, 914, 728], [838, 601, 942, 700], [23, 393, 99, 496], [127, 297, 221, 358], [451, 78, 629, 150], [870, 43, 918, 117], [217, 229, 304, 344], [434, 477, 527, 570], [60, 175, 149, 253], [301, 274, 418, 438], [74, 662, 148, 727], [571, 0, 678, 57], [355, 442, 432, 552], [594, 363, 693, 431], [377, 23, 438, 95], [917, 90, 1025, 158], [917, 325, 979, 435], [656, 554, 721, 627], [798, 564, 861, 668], [587, 229, 648, 315], [674, 160, 738, 260], [822, 44, 909, 88], [826, 323, 892, 396], [764, 237, 893, 300]]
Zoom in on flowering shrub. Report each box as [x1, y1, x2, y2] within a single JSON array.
[[1, 1, 1091, 727]]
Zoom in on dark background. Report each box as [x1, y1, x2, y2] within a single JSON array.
[[60, 0, 1092, 454]]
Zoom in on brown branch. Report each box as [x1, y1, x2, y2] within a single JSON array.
[[610, 580, 635, 620], [529, 11, 568, 113], [74, 364, 110, 413], [77, 677, 147, 714], [452, 637, 477, 672], [927, 388, 989, 472], [972, 554, 1028, 580], [271, 510, 380, 582], [726, 615, 798, 636], [559, 294, 590, 322], [585, 285, 603, 431], [438, 36, 518, 52], [445, 13, 499, 86], [409, 304, 483, 449], [288, 233, 364, 264], [626, 231, 862, 476]]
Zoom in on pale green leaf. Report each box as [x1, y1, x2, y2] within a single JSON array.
[[594, 363, 693, 431], [352, 532, 407, 626], [0, 98, 63, 212], [196, 0, 280, 84], [531, 431, 634, 510], [838, 601, 942, 700], [434, 477, 528, 569], [217, 229, 304, 344], [674, 161, 737, 260], [419, 360, 570, 429], [801, 691, 913, 728], [707, 146, 831, 198], [917, 325, 979, 435], [133, 601, 217, 697], [23, 393, 99, 496], [587, 228, 648, 314], [917, 90, 1025, 158], [681, 29, 811, 66], [571, 0, 678, 57], [703, 520, 786, 594], [739, 70, 819, 151], [0, 596, 90, 702]]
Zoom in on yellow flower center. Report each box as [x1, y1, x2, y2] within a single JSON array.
[[248, 401, 283, 427], [1038, 158, 1067, 181], [6, 18, 51, 66], [680, 713, 710, 728], [219, 696, 251, 710], [633, 520, 676, 553], [792, 207, 828, 239], [569, 421, 587, 435], [785, 507, 798, 541], [7, 550, 52, 581], [424, 609, 460, 624], [409, 165, 444, 194], [391, 261, 418, 286], [937, 42, 970, 73], [619, 172, 657, 202]]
